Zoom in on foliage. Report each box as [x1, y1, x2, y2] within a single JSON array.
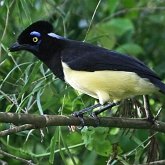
[[0, 0, 165, 164]]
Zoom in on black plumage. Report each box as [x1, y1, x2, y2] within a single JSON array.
[[60, 41, 165, 93], [9, 20, 165, 106]]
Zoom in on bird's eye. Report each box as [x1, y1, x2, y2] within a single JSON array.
[[32, 37, 38, 43]]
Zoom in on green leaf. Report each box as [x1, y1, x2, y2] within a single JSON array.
[[86, 23, 116, 49], [36, 89, 44, 115], [123, 0, 136, 8], [109, 18, 134, 37], [81, 127, 112, 156], [6, 104, 13, 112], [108, 0, 119, 14], [149, 14, 165, 24], [49, 128, 58, 164], [155, 62, 165, 76], [86, 18, 134, 49], [110, 128, 120, 135], [82, 151, 97, 165], [19, 61, 42, 98], [116, 43, 144, 55], [81, 127, 95, 150]]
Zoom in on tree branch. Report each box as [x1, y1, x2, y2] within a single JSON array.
[[0, 112, 165, 136], [0, 124, 35, 136], [0, 148, 36, 165], [138, 160, 165, 165]]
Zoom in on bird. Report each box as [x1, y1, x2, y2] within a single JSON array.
[[9, 20, 165, 123]]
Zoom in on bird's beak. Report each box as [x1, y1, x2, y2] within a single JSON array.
[[9, 42, 23, 52], [9, 42, 39, 54]]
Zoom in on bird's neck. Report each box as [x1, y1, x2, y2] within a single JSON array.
[[42, 51, 64, 80], [36, 38, 68, 80]]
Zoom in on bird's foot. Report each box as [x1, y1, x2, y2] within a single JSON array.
[[72, 103, 102, 128], [89, 102, 120, 126], [72, 111, 85, 129], [89, 111, 100, 126], [72, 102, 119, 128], [146, 115, 155, 125]]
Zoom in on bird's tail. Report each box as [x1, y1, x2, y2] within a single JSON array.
[[151, 78, 165, 94]]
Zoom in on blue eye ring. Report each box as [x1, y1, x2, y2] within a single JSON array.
[[30, 31, 41, 38], [30, 31, 41, 43]]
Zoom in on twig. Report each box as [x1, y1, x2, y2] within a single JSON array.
[[102, 7, 165, 23], [0, 124, 35, 136], [0, 148, 36, 165], [83, 0, 102, 41], [138, 159, 165, 165], [1, 0, 15, 41], [143, 95, 154, 120]]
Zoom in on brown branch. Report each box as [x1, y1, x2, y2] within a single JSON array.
[[0, 112, 165, 136], [0, 124, 35, 136], [0, 148, 36, 165], [138, 159, 165, 165]]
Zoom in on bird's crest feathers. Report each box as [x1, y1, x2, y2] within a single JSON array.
[[18, 20, 53, 44]]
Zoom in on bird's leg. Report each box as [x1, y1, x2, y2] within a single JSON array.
[[143, 95, 154, 123], [72, 103, 102, 125], [72, 101, 119, 127], [90, 102, 120, 125], [91, 102, 120, 117]]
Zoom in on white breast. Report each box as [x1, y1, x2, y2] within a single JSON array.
[[62, 62, 158, 104]]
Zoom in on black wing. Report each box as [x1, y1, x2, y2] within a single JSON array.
[[61, 41, 165, 93], [62, 41, 159, 79]]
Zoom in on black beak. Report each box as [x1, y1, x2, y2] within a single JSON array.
[[9, 42, 38, 54], [9, 42, 23, 52]]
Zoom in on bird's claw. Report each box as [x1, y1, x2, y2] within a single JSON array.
[[72, 111, 85, 129], [146, 115, 155, 125], [89, 112, 100, 126]]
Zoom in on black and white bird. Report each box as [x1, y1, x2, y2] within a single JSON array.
[[9, 20, 165, 121]]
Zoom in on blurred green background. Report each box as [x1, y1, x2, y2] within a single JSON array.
[[1, 0, 165, 164]]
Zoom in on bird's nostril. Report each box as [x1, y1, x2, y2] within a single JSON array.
[[9, 42, 21, 52]]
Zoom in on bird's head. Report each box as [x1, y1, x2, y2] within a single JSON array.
[[9, 20, 64, 60]]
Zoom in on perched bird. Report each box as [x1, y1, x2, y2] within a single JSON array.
[[9, 20, 165, 122]]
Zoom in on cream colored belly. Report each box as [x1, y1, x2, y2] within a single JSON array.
[[62, 62, 158, 104]]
